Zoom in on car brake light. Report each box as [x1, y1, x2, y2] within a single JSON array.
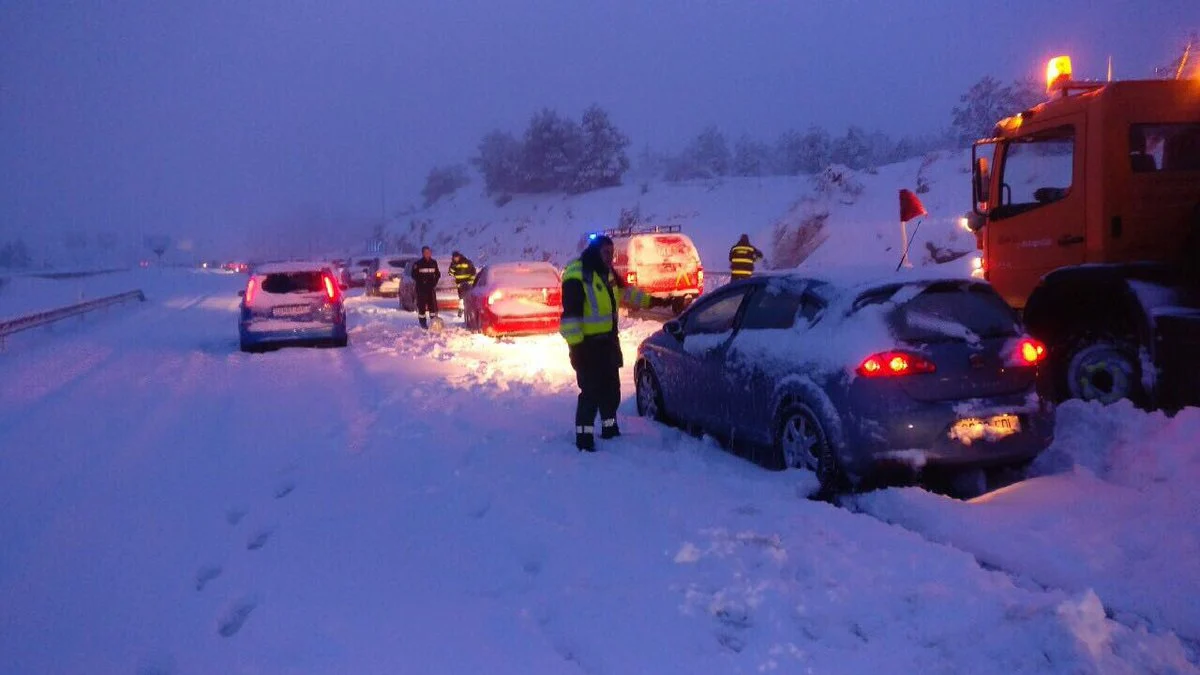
[[323, 275, 337, 301], [1015, 338, 1046, 365], [857, 351, 936, 377], [245, 278, 257, 304], [626, 271, 638, 286], [488, 290, 504, 305]]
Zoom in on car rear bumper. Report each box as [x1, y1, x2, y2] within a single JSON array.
[[377, 279, 401, 295], [845, 392, 1055, 475], [240, 321, 346, 345], [483, 312, 560, 336]]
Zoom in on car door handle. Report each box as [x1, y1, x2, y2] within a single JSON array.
[[1057, 235, 1084, 247]]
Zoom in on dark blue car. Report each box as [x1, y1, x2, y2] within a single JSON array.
[[634, 271, 1055, 492], [239, 262, 348, 352]]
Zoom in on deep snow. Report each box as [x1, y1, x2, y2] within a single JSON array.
[[1, 269, 1198, 674]]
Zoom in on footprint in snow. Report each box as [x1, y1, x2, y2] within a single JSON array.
[[246, 528, 274, 551], [273, 480, 295, 500], [226, 508, 247, 526], [194, 565, 222, 591], [217, 597, 258, 637]]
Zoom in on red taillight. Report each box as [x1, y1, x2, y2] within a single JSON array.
[[697, 266, 704, 285], [625, 271, 638, 286], [323, 275, 337, 301], [487, 290, 504, 305], [857, 351, 936, 377], [1015, 338, 1046, 365], [245, 278, 257, 305], [376, 270, 389, 279]]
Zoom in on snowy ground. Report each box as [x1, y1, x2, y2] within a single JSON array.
[[1, 270, 1197, 674]]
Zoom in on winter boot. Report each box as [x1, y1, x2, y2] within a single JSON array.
[[418, 315, 428, 330], [600, 419, 620, 439], [576, 426, 596, 452]]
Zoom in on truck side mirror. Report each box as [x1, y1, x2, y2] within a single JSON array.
[[972, 156, 991, 214]]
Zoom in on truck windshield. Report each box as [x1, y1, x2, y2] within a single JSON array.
[[996, 125, 1074, 218]]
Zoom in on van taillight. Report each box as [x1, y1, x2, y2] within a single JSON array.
[[626, 271, 638, 286], [697, 266, 704, 285], [245, 278, 257, 304], [323, 275, 338, 301]]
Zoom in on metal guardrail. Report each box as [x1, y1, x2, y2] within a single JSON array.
[[0, 290, 145, 348]]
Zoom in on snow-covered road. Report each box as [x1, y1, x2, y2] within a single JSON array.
[[1, 270, 1196, 674]]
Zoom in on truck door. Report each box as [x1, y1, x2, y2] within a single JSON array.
[[986, 122, 1087, 308]]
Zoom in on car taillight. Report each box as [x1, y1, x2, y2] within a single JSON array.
[[488, 290, 504, 305], [857, 351, 936, 377], [1015, 338, 1046, 365], [377, 270, 389, 279], [245, 278, 257, 304], [323, 275, 338, 302], [626, 271, 638, 286]]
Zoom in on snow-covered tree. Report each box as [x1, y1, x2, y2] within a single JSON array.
[[774, 127, 830, 175], [472, 130, 523, 196], [831, 126, 871, 169], [571, 104, 630, 193], [520, 108, 582, 193], [421, 164, 470, 208], [666, 126, 731, 180], [731, 135, 773, 177], [950, 76, 1047, 146]]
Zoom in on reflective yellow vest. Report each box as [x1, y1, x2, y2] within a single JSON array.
[[559, 259, 650, 346]]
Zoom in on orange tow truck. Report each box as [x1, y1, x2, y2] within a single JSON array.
[[966, 55, 1200, 409]]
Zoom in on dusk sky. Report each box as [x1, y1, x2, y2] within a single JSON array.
[[1, 1, 1195, 253]]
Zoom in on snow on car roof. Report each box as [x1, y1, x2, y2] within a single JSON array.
[[252, 261, 335, 275]]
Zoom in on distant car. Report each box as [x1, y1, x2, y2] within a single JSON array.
[[373, 255, 419, 297], [344, 256, 379, 288], [398, 258, 460, 313], [463, 261, 562, 336], [587, 226, 703, 315], [634, 272, 1055, 493], [238, 262, 348, 352]]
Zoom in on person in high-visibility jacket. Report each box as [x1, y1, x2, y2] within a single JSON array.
[[449, 251, 477, 317], [560, 235, 669, 451], [729, 234, 763, 280]]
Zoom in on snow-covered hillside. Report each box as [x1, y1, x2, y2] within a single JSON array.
[[389, 151, 979, 277]]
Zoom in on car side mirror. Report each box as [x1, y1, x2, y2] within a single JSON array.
[[237, 290, 245, 297], [664, 320, 683, 340]]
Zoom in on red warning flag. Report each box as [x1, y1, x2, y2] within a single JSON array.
[[899, 189, 928, 223]]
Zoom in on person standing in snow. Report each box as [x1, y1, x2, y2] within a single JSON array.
[[560, 235, 669, 452], [411, 246, 441, 329], [449, 251, 477, 317], [728, 234, 763, 281]]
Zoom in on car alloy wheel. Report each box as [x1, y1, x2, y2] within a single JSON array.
[[636, 365, 665, 421], [777, 403, 841, 490]]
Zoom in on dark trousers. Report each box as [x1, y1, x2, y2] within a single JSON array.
[[571, 341, 621, 431], [416, 286, 437, 326]]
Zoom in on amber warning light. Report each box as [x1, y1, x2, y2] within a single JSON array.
[[1046, 55, 1073, 91]]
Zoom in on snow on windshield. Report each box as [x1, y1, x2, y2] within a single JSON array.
[[629, 235, 699, 265]]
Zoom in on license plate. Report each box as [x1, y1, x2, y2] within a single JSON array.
[[949, 414, 1021, 445], [273, 305, 310, 317]]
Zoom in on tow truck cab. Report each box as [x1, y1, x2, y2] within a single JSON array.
[[968, 55, 1200, 409]]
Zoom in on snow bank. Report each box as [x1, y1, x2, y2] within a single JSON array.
[[856, 399, 1200, 646], [390, 152, 978, 280]]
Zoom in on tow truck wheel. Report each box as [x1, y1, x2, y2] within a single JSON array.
[[671, 295, 693, 316], [1060, 334, 1146, 406]]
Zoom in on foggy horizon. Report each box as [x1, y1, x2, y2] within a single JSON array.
[[2, 0, 1195, 257]]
